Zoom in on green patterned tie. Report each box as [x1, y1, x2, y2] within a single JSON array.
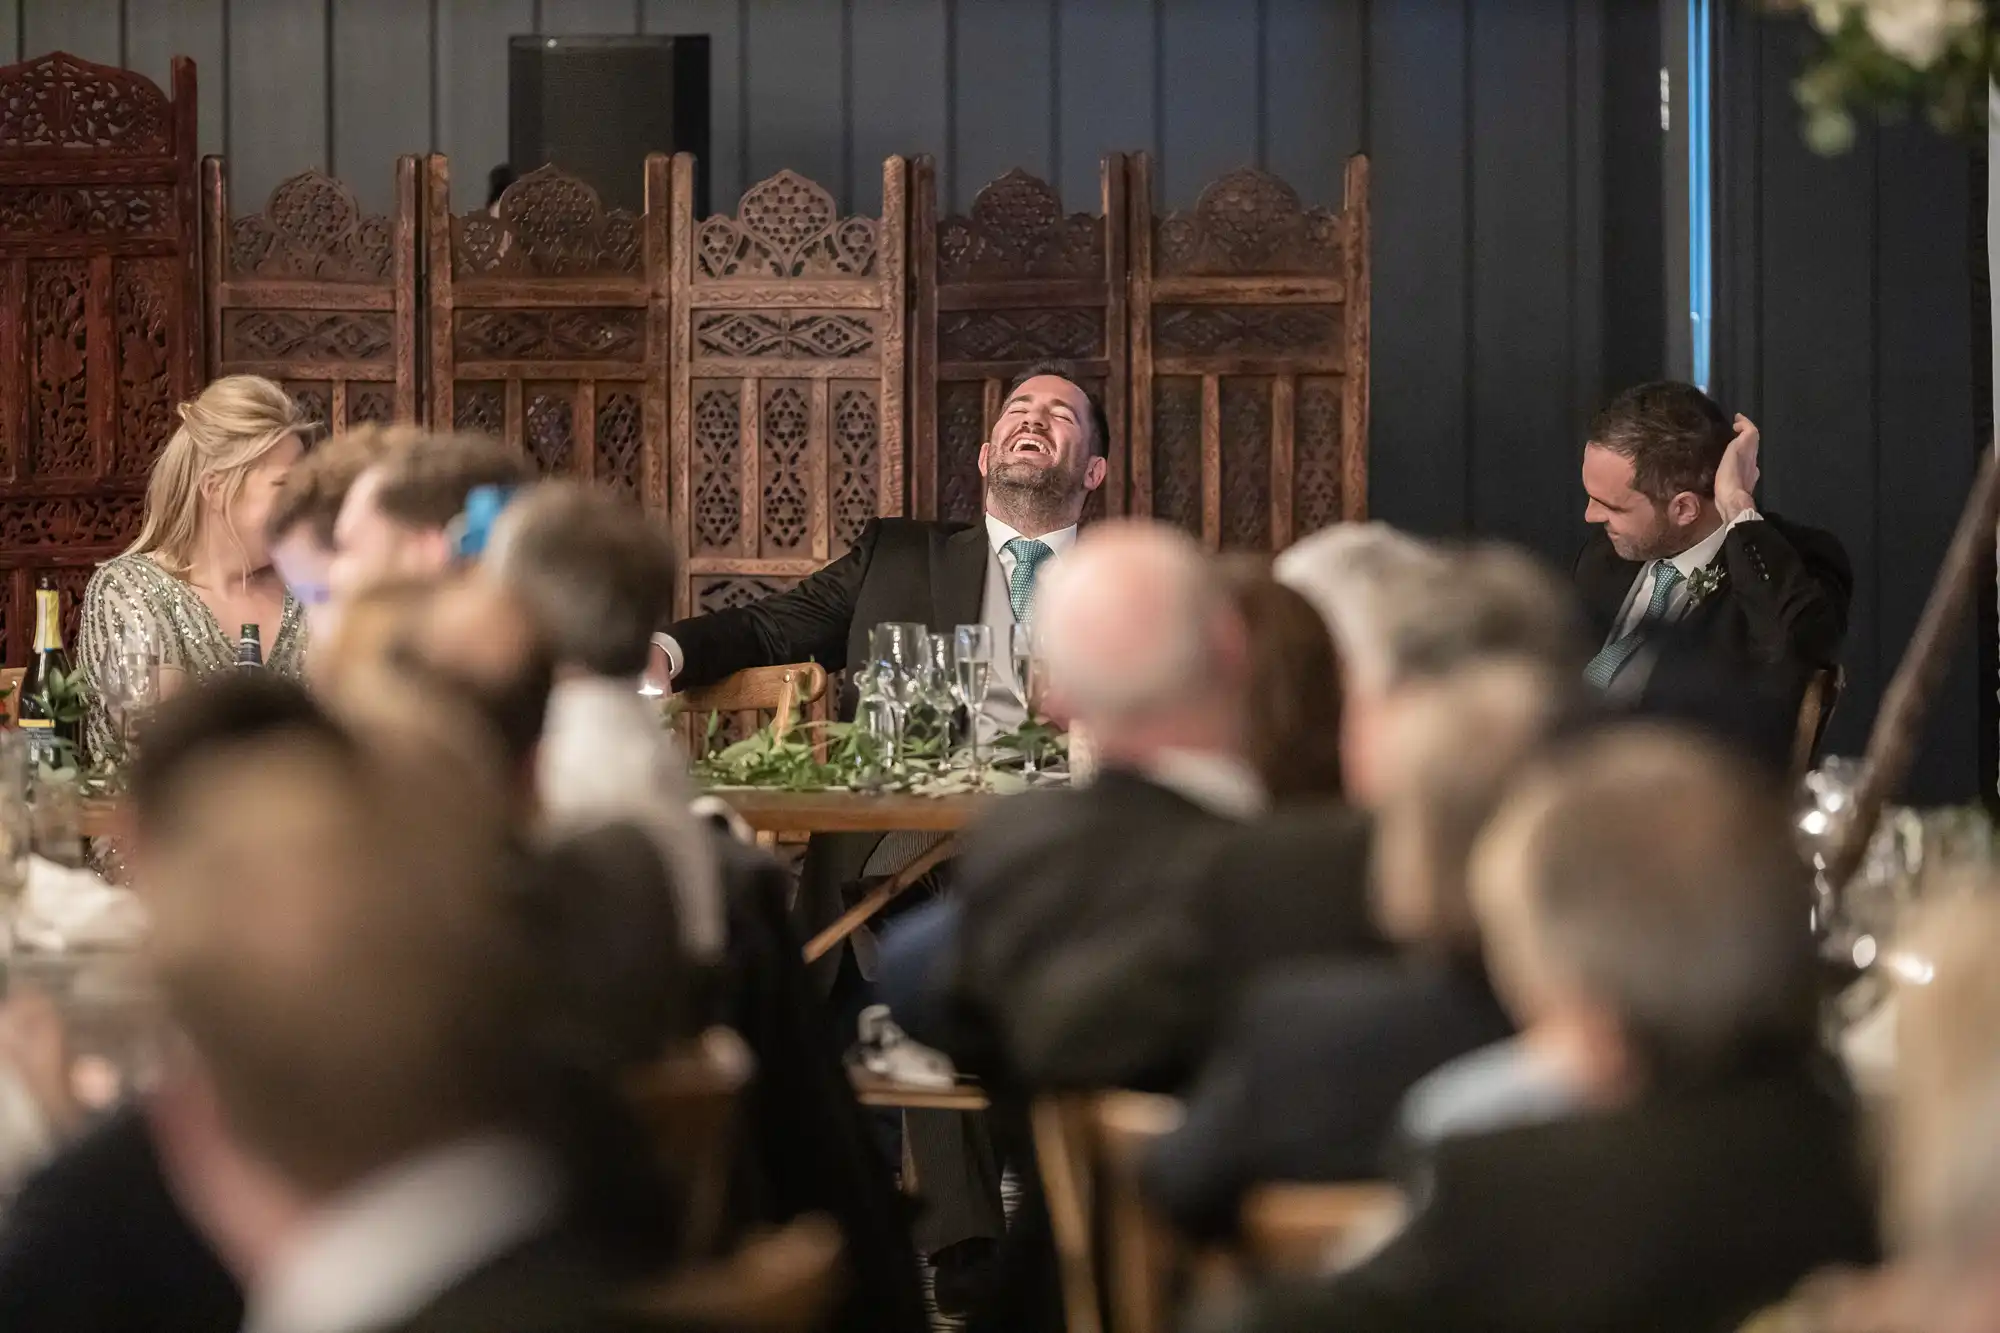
[[1004, 536, 1055, 622], [1584, 562, 1684, 690]]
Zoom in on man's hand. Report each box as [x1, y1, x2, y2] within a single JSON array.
[[1715, 413, 1761, 523]]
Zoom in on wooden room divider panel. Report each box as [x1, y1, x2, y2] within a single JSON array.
[[204, 160, 420, 437], [909, 156, 1128, 524], [665, 154, 908, 620], [0, 52, 201, 664], [1128, 155, 1370, 551], [424, 155, 670, 514]]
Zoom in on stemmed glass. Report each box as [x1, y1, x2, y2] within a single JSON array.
[[95, 622, 161, 765], [953, 625, 993, 776], [863, 622, 928, 770], [1010, 623, 1042, 778]]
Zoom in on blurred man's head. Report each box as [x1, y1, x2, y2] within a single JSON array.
[[484, 481, 676, 679], [978, 361, 1110, 536], [1470, 727, 1816, 1100], [1372, 659, 1569, 957], [1217, 557, 1346, 803], [393, 576, 555, 790], [328, 432, 530, 606], [147, 721, 533, 1199], [1582, 381, 1730, 561], [264, 427, 401, 637], [1035, 520, 1248, 766]]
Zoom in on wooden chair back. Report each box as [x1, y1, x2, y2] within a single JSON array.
[[0, 667, 22, 727], [1238, 1182, 1405, 1274], [1792, 665, 1845, 779], [679, 662, 829, 758], [1032, 1095, 1105, 1333], [625, 1026, 756, 1258], [630, 1212, 846, 1333]]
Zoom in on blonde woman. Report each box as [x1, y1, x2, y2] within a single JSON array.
[[80, 376, 311, 757]]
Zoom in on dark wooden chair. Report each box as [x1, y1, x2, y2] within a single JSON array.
[[1238, 1182, 1405, 1274], [630, 1212, 846, 1333], [624, 1026, 756, 1258], [1792, 665, 1845, 779]]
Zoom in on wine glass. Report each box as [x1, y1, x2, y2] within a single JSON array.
[[95, 623, 161, 763], [1010, 622, 1042, 778], [865, 623, 927, 769], [953, 625, 994, 775]]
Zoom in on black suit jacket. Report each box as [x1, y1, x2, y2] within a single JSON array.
[[1142, 957, 1513, 1240], [379, 1230, 686, 1333], [942, 773, 1383, 1092], [1574, 513, 1852, 706], [669, 518, 992, 990], [1217, 1059, 1878, 1333]]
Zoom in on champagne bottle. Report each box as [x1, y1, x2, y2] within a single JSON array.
[[17, 576, 76, 768], [235, 623, 264, 670]]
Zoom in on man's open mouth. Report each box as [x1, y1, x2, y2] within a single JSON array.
[[1008, 431, 1052, 457]]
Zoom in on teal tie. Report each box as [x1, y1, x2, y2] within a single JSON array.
[[1584, 562, 1684, 690], [1004, 537, 1055, 622]]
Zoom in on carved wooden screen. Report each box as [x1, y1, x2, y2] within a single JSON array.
[[666, 154, 908, 619], [910, 156, 1128, 523], [424, 156, 669, 514], [1129, 155, 1371, 551], [204, 160, 420, 435], [0, 52, 200, 664]]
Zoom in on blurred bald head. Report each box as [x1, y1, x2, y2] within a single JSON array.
[[1035, 520, 1247, 760]]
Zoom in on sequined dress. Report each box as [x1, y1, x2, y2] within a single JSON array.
[[77, 553, 307, 760]]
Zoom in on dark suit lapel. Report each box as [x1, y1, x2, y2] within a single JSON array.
[[931, 524, 990, 631], [1576, 535, 1642, 639]]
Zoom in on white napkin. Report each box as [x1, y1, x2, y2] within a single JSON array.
[[13, 857, 147, 954]]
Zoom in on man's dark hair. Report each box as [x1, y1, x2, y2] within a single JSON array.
[[1588, 381, 1731, 503], [373, 433, 534, 531], [1007, 360, 1111, 459], [488, 482, 676, 678], [265, 426, 399, 548], [129, 674, 355, 837]]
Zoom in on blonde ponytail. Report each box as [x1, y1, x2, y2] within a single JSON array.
[[126, 375, 313, 577]]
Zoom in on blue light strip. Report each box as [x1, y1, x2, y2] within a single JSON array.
[[1689, 0, 1713, 391]]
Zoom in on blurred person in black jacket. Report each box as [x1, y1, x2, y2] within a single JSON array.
[[1204, 727, 1876, 1333]]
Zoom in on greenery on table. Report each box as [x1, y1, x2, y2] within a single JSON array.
[[1766, 0, 1993, 154], [682, 708, 1065, 796]]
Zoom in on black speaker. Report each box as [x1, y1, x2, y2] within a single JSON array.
[[508, 34, 710, 216]]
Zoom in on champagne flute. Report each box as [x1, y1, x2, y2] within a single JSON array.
[[1010, 622, 1041, 778], [953, 625, 993, 776]]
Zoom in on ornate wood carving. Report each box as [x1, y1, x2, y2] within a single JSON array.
[[911, 159, 1128, 524], [426, 156, 668, 517], [667, 154, 907, 618], [1128, 155, 1370, 549], [205, 160, 419, 438], [0, 52, 200, 666]]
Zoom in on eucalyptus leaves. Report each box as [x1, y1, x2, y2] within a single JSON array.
[[688, 711, 1065, 796]]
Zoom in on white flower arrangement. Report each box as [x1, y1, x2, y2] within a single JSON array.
[[1768, 0, 1994, 153]]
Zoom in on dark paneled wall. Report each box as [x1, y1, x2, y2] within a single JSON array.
[[1716, 12, 1981, 801]]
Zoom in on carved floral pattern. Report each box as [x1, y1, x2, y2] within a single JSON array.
[[1294, 380, 1343, 533], [697, 576, 791, 614], [1152, 379, 1202, 534], [29, 261, 91, 478], [454, 309, 643, 362], [939, 308, 1099, 363], [692, 387, 741, 551], [694, 311, 874, 359], [1155, 169, 1343, 277], [0, 185, 173, 238], [0, 54, 171, 154], [938, 380, 988, 524], [0, 495, 144, 552], [696, 171, 876, 279], [453, 166, 640, 278], [229, 172, 393, 281], [227, 310, 394, 362], [115, 259, 175, 474], [1153, 305, 1341, 359], [1219, 379, 1272, 551], [830, 388, 879, 551], [287, 385, 332, 444], [937, 170, 1103, 283], [347, 386, 395, 428], [525, 391, 574, 474], [759, 386, 811, 551], [454, 384, 504, 438], [595, 391, 643, 499]]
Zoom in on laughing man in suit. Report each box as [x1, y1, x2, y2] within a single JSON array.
[[1573, 381, 1851, 718]]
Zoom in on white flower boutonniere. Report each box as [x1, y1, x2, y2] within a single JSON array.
[[1684, 562, 1728, 608]]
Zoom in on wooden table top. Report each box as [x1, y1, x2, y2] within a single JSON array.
[[81, 786, 997, 840]]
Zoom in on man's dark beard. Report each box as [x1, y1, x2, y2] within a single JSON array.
[[986, 457, 1086, 533]]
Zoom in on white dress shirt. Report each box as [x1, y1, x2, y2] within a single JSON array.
[[1610, 510, 1760, 640], [1137, 748, 1269, 820], [244, 1134, 558, 1333]]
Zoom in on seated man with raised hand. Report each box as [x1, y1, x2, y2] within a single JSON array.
[[1212, 727, 1876, 1333], [1143, 658, 1570, 1240], [483, 480, 722, 966]]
